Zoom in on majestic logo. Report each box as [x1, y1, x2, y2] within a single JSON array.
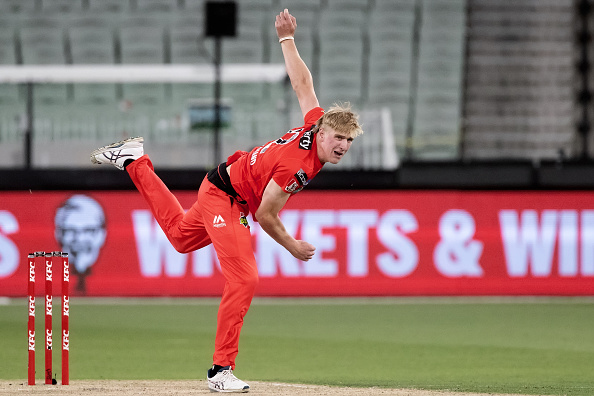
[[239, 213, 249, 228], [299, 130, 313, 150], [28, 330, 35, 351], [62, 329, 70, 351], [213, 215, 226, 228]]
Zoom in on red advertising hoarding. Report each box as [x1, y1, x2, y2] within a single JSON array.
[[1, 190, 593, 296]]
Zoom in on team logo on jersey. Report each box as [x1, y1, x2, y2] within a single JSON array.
[[213, 215, 226, 228], [299, 130, 313, 150], [285, 169, 309, 193], [285, 181, 300, 193], [239, 212, 249, 228]]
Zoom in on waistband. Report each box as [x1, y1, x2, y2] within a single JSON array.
[[206, 162, 247, 205]]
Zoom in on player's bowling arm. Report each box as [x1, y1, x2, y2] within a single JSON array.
[[276, 8, 319, 118], [256, 179, 316, 261]]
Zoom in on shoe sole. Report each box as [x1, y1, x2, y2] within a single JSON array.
[[208, 388, 249, 393], [90, 136, 144, 165]]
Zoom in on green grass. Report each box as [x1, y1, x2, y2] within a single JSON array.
[[2, 297, 594, 395]]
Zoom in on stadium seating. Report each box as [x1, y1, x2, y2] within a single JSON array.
[[0, 26, 17, 65], [411, 0, 466, 159], [0, 0, 473, 167], [463, 0, 575, 160]]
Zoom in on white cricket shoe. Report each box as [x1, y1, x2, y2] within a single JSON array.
[[90, 136, 144, 170], [207, 366, 250, 393]]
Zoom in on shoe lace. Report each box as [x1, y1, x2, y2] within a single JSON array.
[[222, 369, 243, 383]]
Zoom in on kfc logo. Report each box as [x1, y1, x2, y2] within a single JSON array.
[[62, 330, 70, 351], [28, 330, 35, 351], [45, 296, 52, 316], [46, 329, 52, 349], [63, 296, 70, 317], [45, 259, 52, 281], [28, 296, 35, 317]]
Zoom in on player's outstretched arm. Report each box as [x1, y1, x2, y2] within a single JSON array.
[[275, 8, 320, 118], [255, 179, 316, 261]]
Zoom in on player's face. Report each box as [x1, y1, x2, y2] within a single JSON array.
[[317, 126, 354, 164]]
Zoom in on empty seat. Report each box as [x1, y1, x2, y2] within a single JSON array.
[[222, 83, 266, 105], [0, 27, 17, 64], [69, 25, 115, 64], [88, 0, 130, 13], [318, 26, 364, 104], [40, 0, 84, 13], [121, 83, 166, 105], [277, 0, 321, 11], [170, 24, 211, 64], [373, 0, 414, 12], [325, 0, 371, 10], [135, 0, 178, 12], [33, 84, 70, 104], [73, 83, 118, 104], [0, 84, 22, 105], [367, 72, 411, 105], [183, 0, 204, 12], [119, 25, 166, 63], [220, 31, 265, 63], [318, 8, 367, 33], [68, 21, 118, 103], [0, 0, 37, 13], [171, 83, 212, 101]]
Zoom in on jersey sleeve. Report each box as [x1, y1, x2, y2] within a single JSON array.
[[303, 107, 324, 128], [272, 162, 310, 194]]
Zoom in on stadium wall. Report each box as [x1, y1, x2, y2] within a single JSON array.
[[2, 161, 594, 191], [1, 172, 594, 297]]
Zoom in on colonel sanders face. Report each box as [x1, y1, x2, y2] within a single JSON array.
[[54, 195, 106, 276]]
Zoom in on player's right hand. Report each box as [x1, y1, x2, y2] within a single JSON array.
[[291, 240, 315, 261], [275, 8, 297, 39]]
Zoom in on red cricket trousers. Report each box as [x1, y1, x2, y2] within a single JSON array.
[[127, 155, 258, 369]]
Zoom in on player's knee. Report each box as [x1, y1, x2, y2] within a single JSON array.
[[244, 271, 259, 290]]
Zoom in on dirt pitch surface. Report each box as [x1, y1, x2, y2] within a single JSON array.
[[0, 380, 535, 396]]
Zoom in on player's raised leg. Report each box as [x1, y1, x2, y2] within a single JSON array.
[[90, 137, 211, 253], [90, 136, 144, 170]]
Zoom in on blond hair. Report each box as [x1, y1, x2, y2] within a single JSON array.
[[316, 102, 363, 138]]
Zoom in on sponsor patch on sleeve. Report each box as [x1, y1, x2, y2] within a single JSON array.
[[284, 169, 309, 194], [285, 181, 300, 193], [295, 169, 308, 186]]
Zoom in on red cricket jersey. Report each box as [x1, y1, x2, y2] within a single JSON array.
[[228, 107, 325, 218]]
